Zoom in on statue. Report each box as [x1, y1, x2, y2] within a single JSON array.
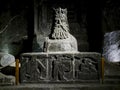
[[20, 7, 101, 84], [44, 7, 78, 52], [51, 8, 69, 39]]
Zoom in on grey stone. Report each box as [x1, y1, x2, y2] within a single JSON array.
[[44, 34, 78, 52], [33, 3, 89, 52], [0, 53, 15, 86], [0, 83, 120, 90], [1, 83, 120, 90], [103, 30, 120, 62], [102, 31, 120, 84], [0, 53, 15, 67], [48, 54, 74, 81], [20, 52, 101, 83], [36, 7, 78, 53], [0, 73, 15, 86], [33, 35, 46, 52], [104, 61, 120, 84]]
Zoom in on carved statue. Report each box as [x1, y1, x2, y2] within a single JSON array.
[[44, 7, 78, 52], [51, 8, 70, 39]]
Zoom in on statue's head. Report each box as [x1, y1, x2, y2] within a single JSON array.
[[50, 7, 69, 39]]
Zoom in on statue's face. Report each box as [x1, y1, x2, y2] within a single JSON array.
[[55, 8, 67, 17], [55, 8, 67, 23], [61, 9, 67, 20]]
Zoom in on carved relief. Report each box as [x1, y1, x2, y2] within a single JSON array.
[[74, 56, 98, 80], [21, 56, 37, 82], [21, 55, 48, 82], [20, 53, 100, 83], [49, 54, 73, 81], [36, 55, 47, 80], [51, 8, 70, 39], [44, 7, 78, 52]]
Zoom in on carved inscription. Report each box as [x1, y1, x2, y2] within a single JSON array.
[[21, 56, 37, 82], [74, 55, 98, 80], [20, 53, 101, 83], [49, 54, 73, 81], [21, 55, 48, 82], [36, 55, 47, 80]]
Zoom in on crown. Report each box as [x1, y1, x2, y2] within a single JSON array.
[[54, 7, 67, 15]]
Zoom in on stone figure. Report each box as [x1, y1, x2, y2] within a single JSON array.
[[44, 7, 78, 52], [20, 52, 101, 82], [20, 7, 101, 83], [51, 8, 69, 39]]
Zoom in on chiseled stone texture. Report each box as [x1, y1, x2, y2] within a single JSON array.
[[104, 61, 120, 84], [1, 83, 120, 90], [103, 31, 120, 84], [44, 34, 78, 52], [103, 31, 120, 62], [20, 52, 101, 83]]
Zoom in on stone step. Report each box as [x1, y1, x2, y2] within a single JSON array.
[[0, 84, 120, 90], [103, 79, 120, 84]]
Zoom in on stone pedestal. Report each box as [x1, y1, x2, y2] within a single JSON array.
[[20, 52, 101, 83]]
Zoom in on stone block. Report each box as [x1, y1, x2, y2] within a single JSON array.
[[103, 31, 120, 62], [104, 61, 120, 84], [48, 54, 74, 81], [20, 52, 101, 83]]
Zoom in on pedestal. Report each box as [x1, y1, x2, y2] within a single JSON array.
[[20, 52, 101, 83]]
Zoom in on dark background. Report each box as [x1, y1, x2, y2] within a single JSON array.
[[0, 0, 120, 58]]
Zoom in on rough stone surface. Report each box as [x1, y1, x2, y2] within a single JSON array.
[[0, 11, 28, 56], [0, 53, 15, 67], [43, 8, 78, 52], [44, 34, 78, 52], [1, 83, 120, 90], [103, 31, 120, 62], [33, 1, 89, 52], [104, 61, 120, 84], [20, 52, 101, 83], [0, 53, 15, 86], [103, 31, 120, 84], [0, 73, 15, 86]]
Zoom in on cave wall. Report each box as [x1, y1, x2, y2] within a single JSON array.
[[0, 0, 29, 57]]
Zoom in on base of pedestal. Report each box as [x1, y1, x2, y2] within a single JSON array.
[[103, 61, 120, 84], [20, 52, 101, 83], [0, 83, 120, 90], [44, 34, 78, 52]]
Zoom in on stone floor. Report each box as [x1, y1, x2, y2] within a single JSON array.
[[0, 83, 120, 90]]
